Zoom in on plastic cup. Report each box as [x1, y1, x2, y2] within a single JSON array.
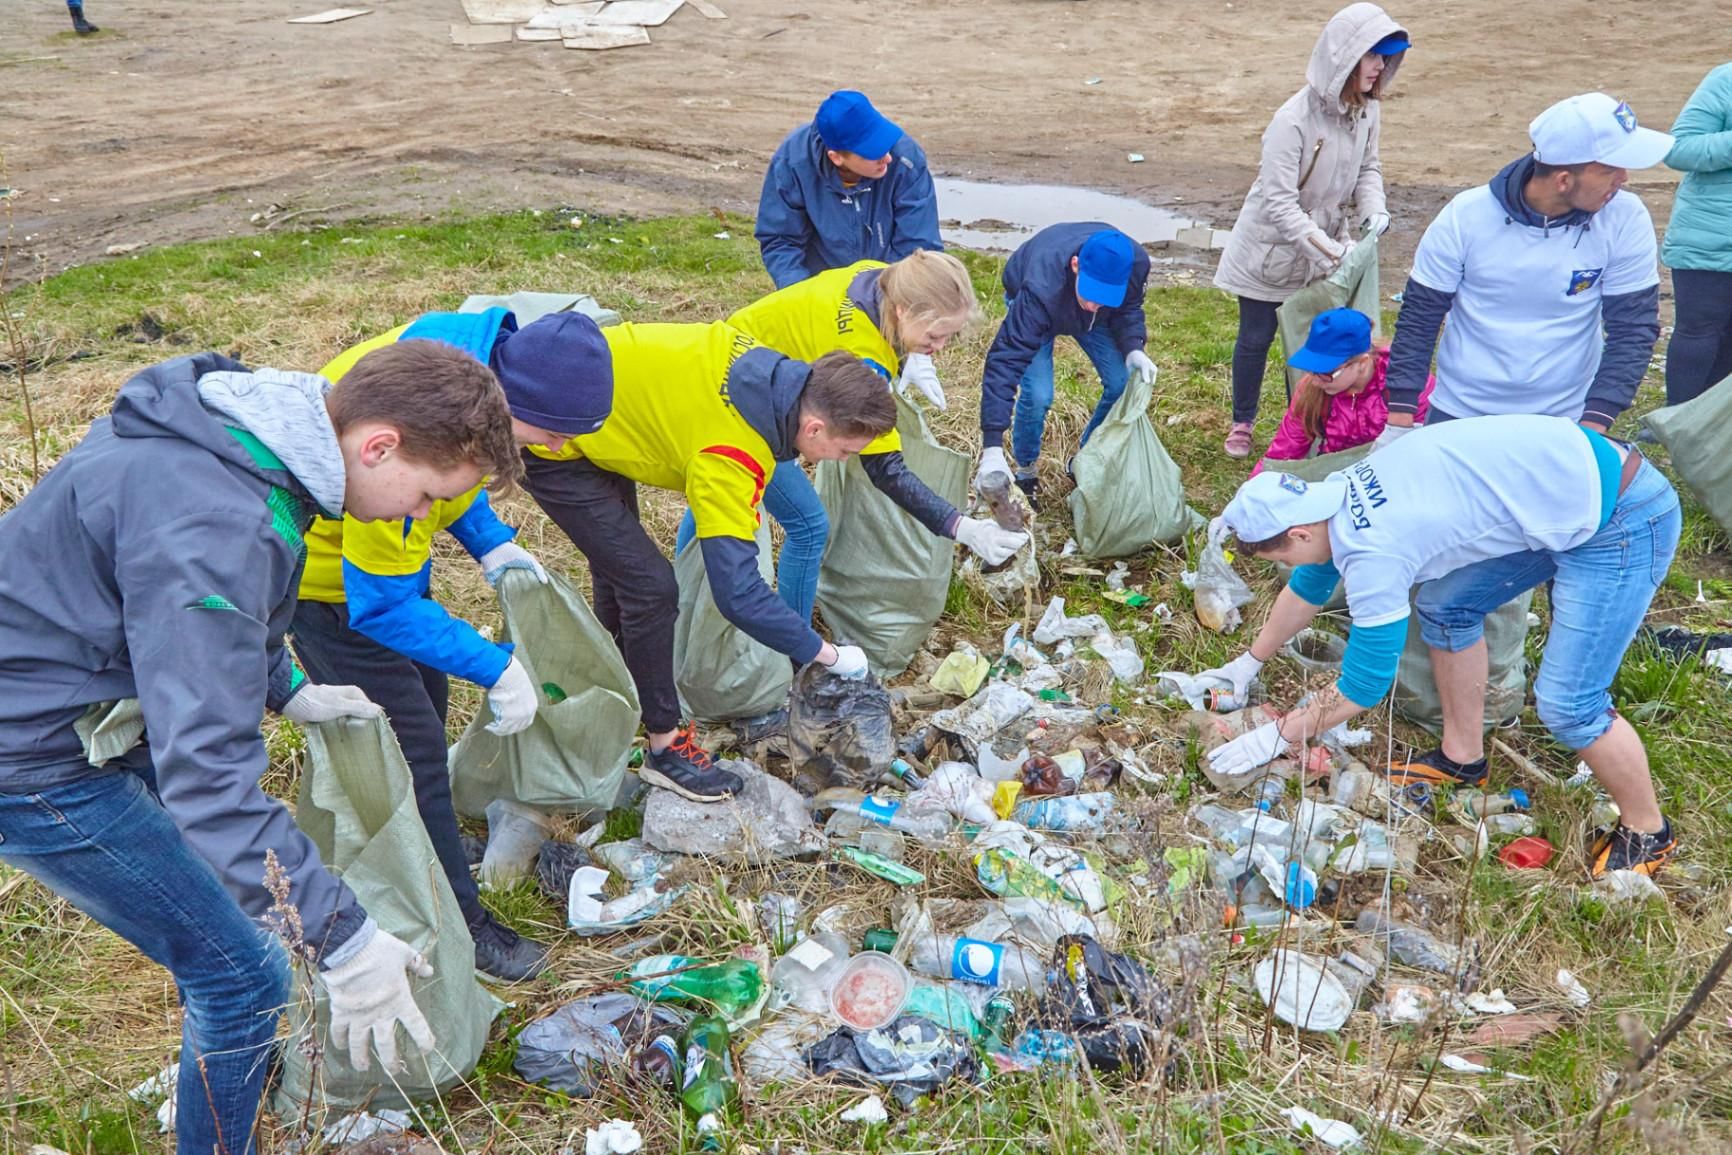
[[830, 951, 910, 1030], [1497, 836, 1554, 870]]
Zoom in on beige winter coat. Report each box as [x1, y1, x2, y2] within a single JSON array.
[[1214, 3, 1406, 303]]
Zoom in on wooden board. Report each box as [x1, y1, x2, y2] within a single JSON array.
[[288, 7, 371, 23]]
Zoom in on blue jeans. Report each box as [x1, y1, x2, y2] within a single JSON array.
[[675, 461, 827, 623], [0, 755, 290, 1155], [1009, 321, 1129, 470], [1413, 459, 1680, 749]]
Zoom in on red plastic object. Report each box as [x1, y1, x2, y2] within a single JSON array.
[[1498, 836, 1554, 869]]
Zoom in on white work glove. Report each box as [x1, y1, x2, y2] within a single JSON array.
[[822, 644, 871, 680], [1304, 230, 1347, 271], [1208, 721, 1290, 778], [1372, 421, 1413, 449], [896, 352, 946, 411], [1125, 348, 1157, 387], [485, 656, 538, 736], [281, 683, 382, 725], [322, 928, 436, 1074], [1361, 211, 1391, 238], [478, 541, 548, 587], [955, 516, 1029, 566], [974, 446, 1011, 492], [1201, 651, 1265, 699]]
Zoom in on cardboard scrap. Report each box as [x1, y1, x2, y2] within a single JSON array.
[[450, 22, 514, 43], [589, 0, 684, 25], [517, 25, 565, 39], [562, 22, 651, 48], [1463, 1011, 1565, 1049], [460, 0, 556, 23], [288, 7, 371, 22], [687, 0, 726, 15]]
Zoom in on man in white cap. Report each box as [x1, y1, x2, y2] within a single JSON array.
[[1196, 414, 1681, 879], [1377, 93, 1673, 440]]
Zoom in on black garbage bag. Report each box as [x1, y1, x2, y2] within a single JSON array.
[[514, 993, 689, 1096], [535, 839, 593, 904], [806, 1014, 978, 1109], [1646, 625, 1732, 664], [1038, 935, 1173, 1077], [786, 660, 896, 795]]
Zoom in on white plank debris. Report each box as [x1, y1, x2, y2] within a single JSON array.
[[288, 7, 371, 23]]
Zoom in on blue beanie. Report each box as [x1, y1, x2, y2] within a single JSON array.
[[492, 312, 613, 436]]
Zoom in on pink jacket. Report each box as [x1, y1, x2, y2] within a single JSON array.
[[1253, 346, 1433, 475]]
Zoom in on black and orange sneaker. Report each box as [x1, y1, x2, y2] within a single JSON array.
[[1587, 819, 1676, 880], [1384, 747, 1488, 789], [641, 726, 743, 803]]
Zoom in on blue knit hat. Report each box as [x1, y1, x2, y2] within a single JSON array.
[[492, 313, 613, 436]]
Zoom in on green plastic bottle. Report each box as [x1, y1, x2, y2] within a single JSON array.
[[678, 1014, 738, 1151], [622, 954, 765, 1018]]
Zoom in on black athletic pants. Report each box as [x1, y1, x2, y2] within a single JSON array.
[[1230, 295, 1283, 425]]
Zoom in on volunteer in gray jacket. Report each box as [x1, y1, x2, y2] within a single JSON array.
[[1214, 2, 1409, 459], [0, 344, 520, 1155]]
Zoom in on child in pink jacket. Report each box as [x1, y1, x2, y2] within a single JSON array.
[[1251, 307, 1433, 475]]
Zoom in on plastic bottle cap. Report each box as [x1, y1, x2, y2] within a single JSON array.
[[1507, 788, 1531, 810]]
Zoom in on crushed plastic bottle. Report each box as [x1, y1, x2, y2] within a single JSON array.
[[1354, 909, 1465, 978], [677, 1015, 738, 1151], [813, 788, 953, 842], [907, 932, 1046, 992], [1454, 788, 1531, 819], [624, 955, 766, 1018], [1010, 791, 1115, 832], [976, 470, 1027, 533]]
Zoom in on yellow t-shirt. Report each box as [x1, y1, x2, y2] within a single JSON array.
[[727, 261, 903, 456], [526, 321, 776, 542]]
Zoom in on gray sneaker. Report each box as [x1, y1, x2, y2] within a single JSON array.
[[471, 914, 551, 983], [640, 727, 744, 803]]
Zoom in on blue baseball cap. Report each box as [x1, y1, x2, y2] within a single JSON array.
[[814, 91, 903, 160], [1371, 32, 1410, 55], [1075, 230, 1137, 308], [1289, 308, 1373, 374], [492, 312, 613, 437]]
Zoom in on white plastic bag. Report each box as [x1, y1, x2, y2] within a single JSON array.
[[1192, 518, 1254, 633]]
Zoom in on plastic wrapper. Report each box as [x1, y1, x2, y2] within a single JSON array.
[[1038, 934, 1172, 1076], [805, 1015, 979, 1108], [514, 993, 689, 1096], [536, 839, 593, 903], [929, 683, 1035, 747], [788, 661, 897, 795], [1191, 518, 1254, 633]]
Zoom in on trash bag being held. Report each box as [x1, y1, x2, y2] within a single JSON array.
[[1642, 372, 1732, 536], [1193, 517, 1253, 633], [673, 524, 793, 722], [1277, 230, 1380, 395], [1067, 362, 1199, 558]]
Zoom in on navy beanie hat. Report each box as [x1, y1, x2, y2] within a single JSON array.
[[491, 312, 614, 436]]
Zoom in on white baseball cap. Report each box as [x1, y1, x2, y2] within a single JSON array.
[[1529, 92, 1674, 169], [1220, 470, 1349, 545]]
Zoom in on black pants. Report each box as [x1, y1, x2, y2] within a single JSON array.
[[521, 452, 682, 733], [1666, 267, 1732, 406], [1230, 295, 1283, 424], [289, 599, 485, 928]]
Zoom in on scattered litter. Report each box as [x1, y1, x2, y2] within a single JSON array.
[[320, 1109, 412, 1145], [1281, 1106, 1363, 1150], [712, 230, 731, 240], [1464, 989, 1518, 1015], [1440, 1053, 1534, 1080], [930, 647, 991, 698], [1256, 950, 1352, 1032], [1085, 77, 1103, 85], [515, 994, 688, 1095], [564, 864, 684, 935], [788, 662, 897, 794], [1041, 935, 1170, 1074], [287, 8, 372, 24], [1591, 869, 1665, 903], [584, 1119, 644, 1155], [830, 953, 912, 1030], [807, 1014, 978, 1109], [1556, 969, 1592, 1008], [839, 1094, 889, 1125], [1497, 836, 1554, 870], [1032, 597, 1108, 645], [1464, 1011, 1565, 1048], [1127, 153, 1145, 163], [104, 242, 148, 256]]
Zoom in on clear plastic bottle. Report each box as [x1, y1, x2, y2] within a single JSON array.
[[976, 470, 1027, 532], [822, 794, 953, 841], [1010, 791, 1115, 832], [907, 932, 1047, 991]]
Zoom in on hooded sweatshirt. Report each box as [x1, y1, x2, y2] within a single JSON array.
[[755, 123, 944, 290], [0, 355, 369, 962], [1384, 154, 1661, 426]]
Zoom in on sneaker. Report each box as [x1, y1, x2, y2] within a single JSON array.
[[1384, 746, 1489, 788], [640, 726, 743, 802], [1014, 473, 1040, 512], [471, 914, 551, 983], [1587, 819, 1676, 879], [1224, 422, 1254, 459]]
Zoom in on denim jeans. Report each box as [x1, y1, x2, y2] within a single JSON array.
[[1008, 322, 1129, 470], [675, 461, 827, 623], [0, 756, 290, 1155], [1229, 296, 1282, 424], [1413, 458, 1681, 749]]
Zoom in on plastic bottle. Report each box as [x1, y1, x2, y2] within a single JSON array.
[[677, 1015, 738, 1151], [769, 932, 850, 1014], [1010, 792, 1116, 832], [824, 794, 953, 841], [909, 932, 1047, 991], [1254, 775, 1287, 812], [982, 993, 1017, 1052], [888, 757, 926, 790], [976, 470, 1027, 532], [1354, 908, 1463, 976], [624, 955, 766, 1017], [1482, 812, 1537, 837], [633, 1033, 680, 1089], [1454, 787, 1531, 818]]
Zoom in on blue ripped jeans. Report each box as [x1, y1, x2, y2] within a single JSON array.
[[0, 753, 290, 1155], [1009, 321, 1130, 471], [1413, 459, 1681, 750], [675, 461, 827, 622]]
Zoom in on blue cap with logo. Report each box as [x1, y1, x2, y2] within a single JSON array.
[[814, 90, 904, 160], [1530, 92, 1675, 170], [1290, 307, 1374, 374], [1074, 230, 1138, 309], [1222, 469, 1351, 545]]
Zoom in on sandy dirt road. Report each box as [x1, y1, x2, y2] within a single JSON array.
[[1, 0, 1718, 280]]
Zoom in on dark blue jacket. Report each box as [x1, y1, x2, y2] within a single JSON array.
[[755, 123, 943, 290], [980, 222, 1151, 439]]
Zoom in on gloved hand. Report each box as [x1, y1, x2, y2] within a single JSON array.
[[478, 542, 548, 587], [1361, 211, 1391, 238], [1200, 651, 1265, 699], [822, 644, 871, 680], [281, 683, 382, 725], [974, 446, 1011, 492], [1208, 721, 1290, 778], [1305, 230, 1347, 271], [1125, 349, 1157, 387], [485, 656, 538, 736], [1372, 421, 1413, 449], [322, 928, 436, 1074], [896, 353, 947, 411], [955, 516, 1029, 566]]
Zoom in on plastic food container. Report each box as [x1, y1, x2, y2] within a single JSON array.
[[1497, 835, 1555, 870], [1283, 628, 1347, 673], [830, 951, 910, 1030]]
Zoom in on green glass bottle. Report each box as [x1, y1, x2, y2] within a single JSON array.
[[678, 1014, 738, 1151]]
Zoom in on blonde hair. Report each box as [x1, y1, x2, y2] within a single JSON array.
[[876, 250, 982, 354]]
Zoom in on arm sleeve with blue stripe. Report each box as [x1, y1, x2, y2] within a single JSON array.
[[342, 560, 513, 688], [1287, 560, 1342, 607], [444, 489, 518, 560], [1338, 619, 1407, 708]]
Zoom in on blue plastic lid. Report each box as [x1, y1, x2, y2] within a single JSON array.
[[1507, 788, 1531, 810]]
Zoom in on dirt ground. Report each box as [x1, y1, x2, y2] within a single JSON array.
[[2, 0, 1721, 283]]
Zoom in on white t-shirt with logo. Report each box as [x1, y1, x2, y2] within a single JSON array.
[[1409, 186, 1658, 420], [1326, 415, 1605, 628]]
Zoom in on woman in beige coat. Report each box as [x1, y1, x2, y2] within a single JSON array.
[[1214, 3, 1409, 458]]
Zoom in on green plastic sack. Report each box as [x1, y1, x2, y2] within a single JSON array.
[[815, 394, 968, 675], [1067, 364, 1199, 558], [449, 570, 639, 818], [672, 524, 792, 721], [1394, 591, 1532, 733], [1642, 372, 1732, 534], [277, 715, 501, 1113], [1278, 232, 1381, 395]]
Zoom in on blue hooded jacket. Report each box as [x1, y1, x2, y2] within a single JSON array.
[[979, 222, 1151, 440], [755, 123, 943, 290]]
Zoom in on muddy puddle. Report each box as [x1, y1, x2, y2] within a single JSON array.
[[936, 178, 1229, 253]]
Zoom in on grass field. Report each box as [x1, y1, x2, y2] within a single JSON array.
[[2, 209, 1730, 1154]]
